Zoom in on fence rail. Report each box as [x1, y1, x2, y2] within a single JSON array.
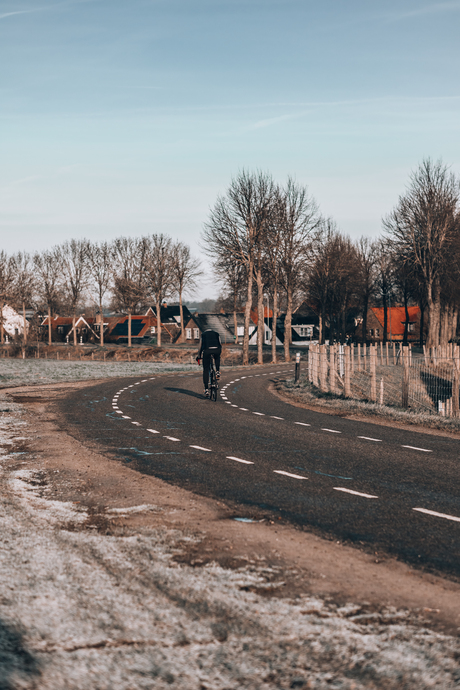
[[306, 343, 460, 418]]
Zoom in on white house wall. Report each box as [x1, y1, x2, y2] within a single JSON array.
[[1, 305, 28, 337]]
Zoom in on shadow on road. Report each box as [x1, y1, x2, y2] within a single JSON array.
[[164, 387, 204, 400], [0, 618, 41, 689]]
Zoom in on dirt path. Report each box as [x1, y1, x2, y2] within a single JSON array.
[[0, 380, 459, 689]]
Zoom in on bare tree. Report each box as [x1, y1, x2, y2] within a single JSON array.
[[374, 239, 394, 344], [33, 249, 62, 345], [112, 237, 149, 347], [57, 239, 90, 346], [0, 251, 15, 344], [144, 234, 174, 347], [11, 252, 35, 345], [355, 237, 377, 344], [307, 222, 359, 344], [263, 195, 286, 362], [171, 241, 202, 343], [277, 179, 321, 360], [87, 241, 113, 347], [215, 260, 246, 344], [203, 170, 275, 365], [383, 159, 460, 348]]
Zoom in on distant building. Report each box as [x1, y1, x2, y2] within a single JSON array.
[[365, 306, 421, 342], [1, 304, 28, 339]]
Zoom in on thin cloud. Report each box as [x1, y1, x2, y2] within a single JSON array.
[[0, 0, 94, 21], [386, 1, 460, 20]]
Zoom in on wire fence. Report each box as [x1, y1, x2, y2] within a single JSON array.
[[306, 343, 460, 418]]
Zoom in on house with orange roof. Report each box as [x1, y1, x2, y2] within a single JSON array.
[[364, 306, 421, 342]]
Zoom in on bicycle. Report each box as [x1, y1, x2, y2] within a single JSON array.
[[196, 354, 219, 401], [208, 354, 218, 401]]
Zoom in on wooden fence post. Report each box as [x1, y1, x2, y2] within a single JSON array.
[[379, 376, 384, 405], [329, 346, 336, 394], [344, 346, 351, 398], [370, 345, 377, 402], [402, 346, 409, 408], [452, 358, 459, 418], [320, 345, 328, 392]]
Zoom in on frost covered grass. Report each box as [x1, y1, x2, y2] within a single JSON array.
[[281, 377, 460, 433], [1, 398, 460, 688], [0, 359, 195, 388]]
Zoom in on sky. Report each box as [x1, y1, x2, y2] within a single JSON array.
[[1, 0, 460, 299]]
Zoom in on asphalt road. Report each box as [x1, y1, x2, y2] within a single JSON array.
[[60, 363, 460, 577]]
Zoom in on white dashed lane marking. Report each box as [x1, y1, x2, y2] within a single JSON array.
[[132, 422, 141, 426], [164, 436, 180, 442], [334, 487, 378, 499], [253, 412, 265, 416], [402, 445, 432, 453], [413, 508, 460, 523], [271, 416, 284, 420], [190, 445, 212, 452], [274, 470, 308, 480], [122, 416, 131, 419], [147, 429, 159, 434], [295, 422, 310, 427], [358, 436, 382, 442], [227, 456, 254, 465], [322, 428, 341, 434]]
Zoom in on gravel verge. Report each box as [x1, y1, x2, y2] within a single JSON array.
[[0, 365, 459, 688]]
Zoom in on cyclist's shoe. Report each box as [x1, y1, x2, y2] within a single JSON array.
[[216, 371, 221, 380], [204, 388, 210, 398]]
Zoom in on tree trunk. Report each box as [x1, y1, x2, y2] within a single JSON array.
[[451, 308, 458, 343], [403, 290, 409, 346], [128, 311, 132, 348], [426, 285, 441, 349], [361, 297, 369, 344], [155, 301, 161, 347], [179, 289, 185, 343], [382, 291, 388, 344], [242, 261, 253, 366], [319, 310, 323, 344], [284, 287, 293, 362], [271, 289, 278, 364], [233, 300, 238, 345], [48, 305, 52, 346], [22, 302, 27, 345], [256, 270, 264, 365], [419, 302, 425, 348], [440, 305, 449, 346], [100, 303, 104, 347]]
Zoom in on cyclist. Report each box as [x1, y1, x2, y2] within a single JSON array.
[[196, 328, 222, 397]]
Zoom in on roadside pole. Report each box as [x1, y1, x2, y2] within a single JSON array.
[[295, 351, 301, 382]]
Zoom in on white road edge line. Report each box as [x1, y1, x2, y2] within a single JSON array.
[[190, 445, 212, 452], [334, 487, 378, 499], [402, 445, 432, 452], [358, 436, 382, 442], [413, 507, 460, 523], [274, 470, 308, 480], [226, 456, 254, 465]]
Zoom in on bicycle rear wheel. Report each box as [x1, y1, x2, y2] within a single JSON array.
[[210, 367, 218, 401]]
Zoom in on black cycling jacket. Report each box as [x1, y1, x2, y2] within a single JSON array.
[[198, 329, 222, 357]]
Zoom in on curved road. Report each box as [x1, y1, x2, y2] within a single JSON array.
[[60, 363, 460, 577]]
